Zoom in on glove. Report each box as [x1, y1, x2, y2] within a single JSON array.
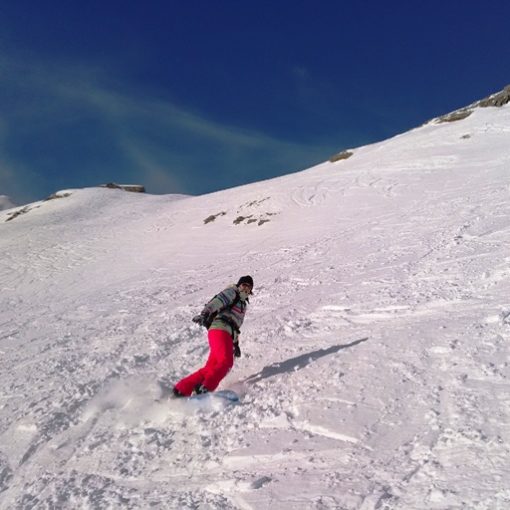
[[192, 312, 208, 326], [233, 342, 241, 358]]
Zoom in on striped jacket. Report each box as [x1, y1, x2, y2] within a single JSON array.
[[202, 284, 249, 343]]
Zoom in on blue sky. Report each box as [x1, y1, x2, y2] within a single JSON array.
[[1, 1, 509, 204]]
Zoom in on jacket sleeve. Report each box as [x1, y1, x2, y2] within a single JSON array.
[[203, 287, 237, 315]]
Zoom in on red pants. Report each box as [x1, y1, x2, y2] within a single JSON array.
[[174, 329, 234, 396]]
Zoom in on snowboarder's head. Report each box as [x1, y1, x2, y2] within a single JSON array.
[[237, 275, 254, 294]]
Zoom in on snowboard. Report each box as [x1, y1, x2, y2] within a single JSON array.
[[156, 380, 240, 405], [188, 389, 240, 403]]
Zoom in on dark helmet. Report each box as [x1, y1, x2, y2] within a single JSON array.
[[237, 275, 254, 289]]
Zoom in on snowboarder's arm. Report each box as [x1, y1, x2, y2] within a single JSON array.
[[203, 287, 238, 315]]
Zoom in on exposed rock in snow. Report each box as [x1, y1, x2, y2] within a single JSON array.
[[435, 83, 510, 123], [478, 83, 510, 107], [100, 182, 146, 193]]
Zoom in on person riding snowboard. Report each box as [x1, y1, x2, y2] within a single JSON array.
[[173, 275, 253, 397]]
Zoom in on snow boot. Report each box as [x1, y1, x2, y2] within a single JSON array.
[[194, 384, 209, 395], [172, 387, 185, 398]]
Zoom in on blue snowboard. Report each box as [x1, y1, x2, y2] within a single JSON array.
[[188, 389, 240, 403]]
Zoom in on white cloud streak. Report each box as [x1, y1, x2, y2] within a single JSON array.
[[0, 57, 332, 202]]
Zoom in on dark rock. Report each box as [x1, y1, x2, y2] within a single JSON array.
[[44, 192, 71, 201], [478, 85, 510, 107], [100, 183, 146, 193], [329, 150, 354, 163], [435, 84, 510, 124], [204, 212, 226, 224], [436, 109, 473, 123]]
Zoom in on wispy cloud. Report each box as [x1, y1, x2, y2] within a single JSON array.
[[0, 115, 45, 204], [0, 57, 333, 203], [57, 75, 331, 173]]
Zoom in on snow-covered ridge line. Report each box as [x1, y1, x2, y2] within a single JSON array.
[[431, 83, 510, 124]]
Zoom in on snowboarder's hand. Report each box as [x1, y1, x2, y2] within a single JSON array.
[[234, 343, 241, 358], [192, 312, 208, 326]]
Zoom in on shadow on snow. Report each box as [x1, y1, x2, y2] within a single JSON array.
[[244, 337, 369, 385]]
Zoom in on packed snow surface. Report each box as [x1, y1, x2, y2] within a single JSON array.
[[1, 105, 510, 509]]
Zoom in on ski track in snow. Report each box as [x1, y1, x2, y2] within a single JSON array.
[[1, 105, 510, 508]]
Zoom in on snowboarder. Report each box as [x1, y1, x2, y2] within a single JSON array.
[[173, 275, 254, 397]]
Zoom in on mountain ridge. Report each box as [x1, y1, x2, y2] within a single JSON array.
[[4, 83, 509, 214]]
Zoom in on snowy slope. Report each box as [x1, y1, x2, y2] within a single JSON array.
[[1, 102, 510, 509]]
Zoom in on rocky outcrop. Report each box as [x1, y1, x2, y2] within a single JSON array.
[[436, 109, 473, 123], [435, 84, 510, 124], [478, 85, 510, 107], [329, 150, 354, 163], [204, 211, 226, 224], [100, 183, 146, 193], [45, 192, 71, 201]]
